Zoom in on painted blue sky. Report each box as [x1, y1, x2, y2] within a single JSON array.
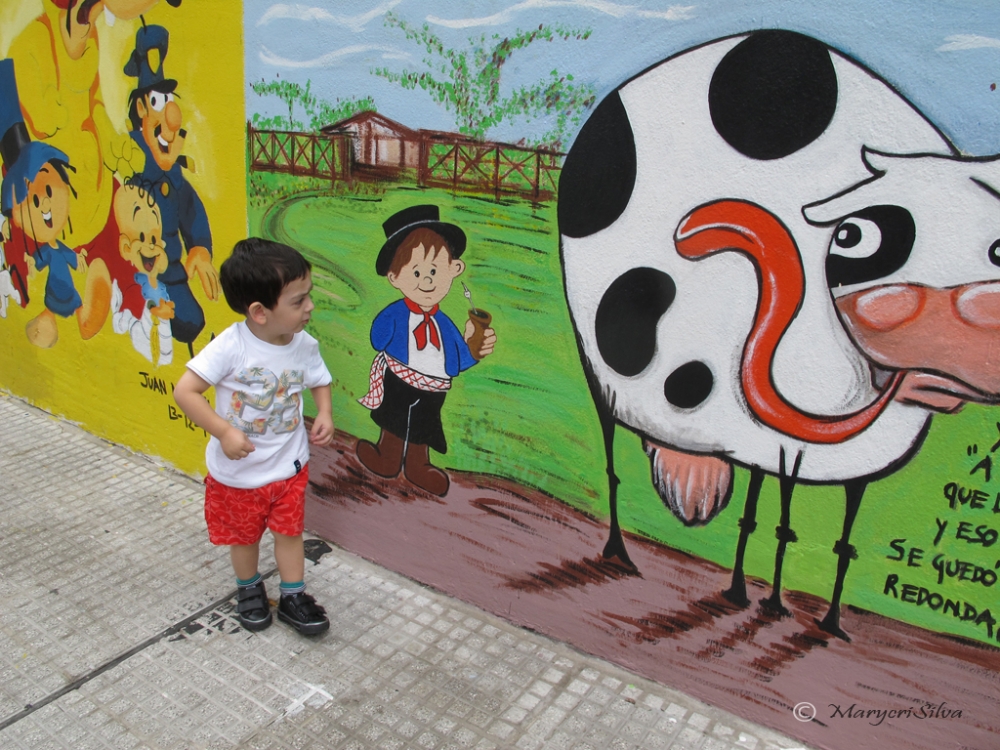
[[244, 0, 1000, 154]]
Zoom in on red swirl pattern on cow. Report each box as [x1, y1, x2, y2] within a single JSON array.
[[674, 199, 902, 444]]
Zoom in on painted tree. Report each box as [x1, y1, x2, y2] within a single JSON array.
[[251, 77, 376, 132], [250, 77, 309, 130], [373, 12, 596, 149]]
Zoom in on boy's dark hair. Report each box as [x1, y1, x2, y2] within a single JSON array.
[[220, 238, 311, 315]]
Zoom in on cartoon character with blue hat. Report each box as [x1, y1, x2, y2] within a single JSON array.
[[119, 23, 218, 357], [0, 58, 108, 347]]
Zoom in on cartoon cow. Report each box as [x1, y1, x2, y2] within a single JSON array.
[[558, 30, 1000, 639]]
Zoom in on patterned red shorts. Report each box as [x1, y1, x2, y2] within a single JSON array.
[[204, 466, 309, 545]]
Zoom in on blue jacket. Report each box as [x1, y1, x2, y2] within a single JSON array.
[[371, 299, 476, 378]]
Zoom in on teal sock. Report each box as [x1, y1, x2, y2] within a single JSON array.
[[237, 573, 262, 587], [280, 580, 305, 597]]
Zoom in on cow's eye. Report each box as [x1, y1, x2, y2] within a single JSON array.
[[988, 240, 1000, 267], [831, 219, 880, 258], [825, 205, 914, 288]]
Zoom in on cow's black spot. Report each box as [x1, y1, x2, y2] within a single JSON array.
[[709, 30, 837, 160], [558, 92, 637, 238], [596, 268, 675, 376], [664, 361, 714, 409], [825, 205, 915, 287]]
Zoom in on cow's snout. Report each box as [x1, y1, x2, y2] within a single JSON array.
[[849, 284, 924, 331], [837, 281, 1000, 396], [954, 282, 1000, 329]]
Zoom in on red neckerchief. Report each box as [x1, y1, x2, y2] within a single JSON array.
[[404, 298, 441, 350]]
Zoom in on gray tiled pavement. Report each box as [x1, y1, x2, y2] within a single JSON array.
[[0, 392, 813, 750]]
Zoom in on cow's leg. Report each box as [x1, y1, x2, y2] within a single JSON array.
[[596, 395, 631, 567], [816, 478, 867, 641], [761, 449, 801, 616], [722, 466, 765, 607]]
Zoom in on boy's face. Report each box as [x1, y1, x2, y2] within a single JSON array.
[[11, 164, 70, 245], [115, 185, 168, 279], [265, 272, 315, 338], [388, 243, 465, 310]]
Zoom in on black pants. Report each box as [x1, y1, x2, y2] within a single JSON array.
[[370, 370, 448, 454]]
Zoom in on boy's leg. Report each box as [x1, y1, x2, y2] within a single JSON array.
[[205, 475, 273, 632], [272, 532, 304, 584], [230, 542, 262, 581], [402, 389, 450, 496], [268, 468, 330, 636], [273, 531, 329, 635]]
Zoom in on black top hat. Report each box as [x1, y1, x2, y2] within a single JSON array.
[[376, 205, 466, 276]]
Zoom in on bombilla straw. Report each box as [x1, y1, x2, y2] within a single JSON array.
[[462, 282, 477, 313]]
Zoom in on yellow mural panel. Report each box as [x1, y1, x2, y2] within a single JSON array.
[[0, 0, 246, 475]]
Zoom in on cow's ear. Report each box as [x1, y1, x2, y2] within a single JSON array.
[[860, 147, 895, 176], [802, 182, 873, 226], [968, 157, 1000, 198]]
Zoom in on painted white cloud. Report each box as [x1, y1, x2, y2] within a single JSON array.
[[257, 1, 403, 32], [259, 44, 409, 68], [637, 5, 695, 21], [937, 34, 1000, 52], [427, 0, 696, 29]]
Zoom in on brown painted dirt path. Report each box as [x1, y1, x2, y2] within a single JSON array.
[[304, 432, 1000, 750]]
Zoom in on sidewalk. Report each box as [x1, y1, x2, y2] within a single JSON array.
[[0, 393, 811, 750]]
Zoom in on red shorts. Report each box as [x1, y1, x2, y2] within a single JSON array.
[[204, 465, 309, 545]]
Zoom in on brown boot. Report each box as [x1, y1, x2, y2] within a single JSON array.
[[356, 430, 404, 478], [404, 443, 449, 496]]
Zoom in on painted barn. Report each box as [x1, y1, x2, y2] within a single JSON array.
[[320, 111, 420, 171]]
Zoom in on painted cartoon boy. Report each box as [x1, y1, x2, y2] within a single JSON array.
[[0, 58, 109, 347], [110, 181, 174, 365], [357, 205, 497, 495]]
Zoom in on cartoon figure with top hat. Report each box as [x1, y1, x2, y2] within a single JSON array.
[[357, 205, 498, 496], [116, 22, 217, 357], [0, 58, 110, 347]]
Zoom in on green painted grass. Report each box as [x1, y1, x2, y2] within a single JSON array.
[[250, 178, 1000, 647]]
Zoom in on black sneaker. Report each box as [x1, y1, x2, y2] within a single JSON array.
[[277, 592, 329, 635], [235, 580, 272, 631]]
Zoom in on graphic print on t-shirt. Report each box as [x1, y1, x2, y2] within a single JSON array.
[[228, 367, 304, 435]]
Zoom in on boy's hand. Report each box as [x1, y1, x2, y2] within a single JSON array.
[[464, 320, 497, 358], [309, 413, 335, 447], [220, 426, 255, 460]]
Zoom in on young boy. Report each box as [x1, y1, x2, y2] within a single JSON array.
[[174, 238, 334, 635], [357, 204, 496, 496]]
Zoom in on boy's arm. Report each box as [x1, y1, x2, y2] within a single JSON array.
[[173, 370, 255, 460], [308, 384, 335, 447]]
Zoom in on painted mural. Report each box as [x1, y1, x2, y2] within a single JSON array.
[[242, 2, 1000, 749], [0, 0, 245, 470]]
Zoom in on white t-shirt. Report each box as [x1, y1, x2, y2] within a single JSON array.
[[187, 322, 333, 488]]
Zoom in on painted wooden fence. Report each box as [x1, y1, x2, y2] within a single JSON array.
[[248, 123, 563, 202]]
